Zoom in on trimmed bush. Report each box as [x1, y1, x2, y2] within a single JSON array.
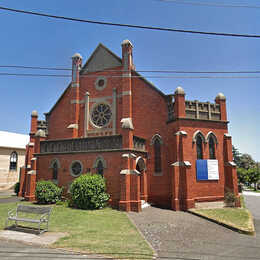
[[14, 182, 20, 196], [35, 180, 62, 204], [70, 174, 110, 210], [224, 191, 237, 207]]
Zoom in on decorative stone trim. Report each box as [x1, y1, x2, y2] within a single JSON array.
[[120, 169, 139, 175], [70, 100, 84, 104], [171, 161, 191, 167], [31, 157, 37, 161], [136, 156, 146, 171], [150, 134, 163, 145], [206, 131, 218, 144], [122, 153, 136, 158], [175, 131, 187, 136], [28, 142, 35, 146], [192, 130, 206, 143], [121, 118, 134, 130], [225, 161, 237, 167], [67, 124, 78, 129], [70, 160, 83, 177], [27, 170, 36, 175], [224, 133, 232, 138]]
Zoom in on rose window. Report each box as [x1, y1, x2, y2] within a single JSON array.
[[91, 103, 112, 127], [70, 161, 83, 177]]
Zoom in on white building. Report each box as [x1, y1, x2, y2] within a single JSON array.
[[0, 131, 29, 190]]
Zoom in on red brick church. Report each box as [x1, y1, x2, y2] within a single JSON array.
[[19, 40, 240, 212]]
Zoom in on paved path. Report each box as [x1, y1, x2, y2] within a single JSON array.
[[0, 189, 22, 204], [128, 196, 260, 260]]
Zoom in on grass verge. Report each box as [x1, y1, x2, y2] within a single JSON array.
[[0, 202, 154, 259], [189, 207, 255, 235]]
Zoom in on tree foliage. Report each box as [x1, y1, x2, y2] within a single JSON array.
[[233, 146, 260, 190]]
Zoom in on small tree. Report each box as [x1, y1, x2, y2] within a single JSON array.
[[35, 180, 62, 204], [237, 168, 249, 185], [247, 167, 260, 191], [70, 174, 110, 210]]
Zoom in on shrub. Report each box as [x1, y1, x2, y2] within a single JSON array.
[[14, 182, 20, 196], [35, 180, 62, 204], [224, 191, 237, 207], [70, 174, 110, 210]]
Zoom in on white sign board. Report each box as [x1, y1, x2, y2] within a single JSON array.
[[207, 160, 219, 180]]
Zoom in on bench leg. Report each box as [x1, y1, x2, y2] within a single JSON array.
[[5, 219, 8, 229]]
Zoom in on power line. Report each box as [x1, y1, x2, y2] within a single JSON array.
[[0, 5, 260, 38], [157, 0, 260, 9], [1, 72, 260, 79], [1, 65, 260, 74], [0, 65, 71, 71]]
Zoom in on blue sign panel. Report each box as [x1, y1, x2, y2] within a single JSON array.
[[196, 160, 208, 181]]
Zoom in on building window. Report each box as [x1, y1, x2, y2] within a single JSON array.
[[95, 76, 107, 91], [154, 138, 162, 173], [52, 161, 58, 180], [91, 103, 112, 128], [97, 160, 104, 176], [9, 151, 18, 171], [196, 135, 203, 159], [209, 136, 216, 159], [70, 160, 83, 177], [93, 156, 107, 176]]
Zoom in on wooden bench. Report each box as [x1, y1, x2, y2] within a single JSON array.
[[5, 205, 52, 234]]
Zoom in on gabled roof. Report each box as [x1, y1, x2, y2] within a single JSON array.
[[0, 131, 29, 149], [46, 42, 166, 115], [80, 43, 122, 74]]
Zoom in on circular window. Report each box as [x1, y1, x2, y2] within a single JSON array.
[[95, 76, 107, 91], [91, 103, 112, 128], [70, 160, 83, 177], [98, 79, 105, 87]]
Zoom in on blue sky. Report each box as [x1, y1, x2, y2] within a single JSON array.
[[0, 0, 259, 161]]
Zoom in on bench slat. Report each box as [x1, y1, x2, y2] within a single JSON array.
[[8, 217, 41, 223], [17, 205, 51, 215]]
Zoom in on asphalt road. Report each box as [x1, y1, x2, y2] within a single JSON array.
[[128, 193, 260, 260], [0, 240, 107, 260]]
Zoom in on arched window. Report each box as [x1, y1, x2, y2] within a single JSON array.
[[196, 135, 203, 160], [93, 156, 107, 177], [154, 138, 162, 173], [50, 159, 60, 182], [209, 136, 216, 159], [9, 151, 18, 171], [52, 161, 58, 180], [97, 160, 104, 176]]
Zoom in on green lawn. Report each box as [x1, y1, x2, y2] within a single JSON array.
[[0, 202, 154, 259]]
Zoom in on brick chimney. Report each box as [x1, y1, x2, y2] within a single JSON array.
[[173, 86, 186, 119], [70, 53, 82, 138], [215, 93, 227, 121]]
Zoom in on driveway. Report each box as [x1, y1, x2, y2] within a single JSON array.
[[128, 196, 260, 260]]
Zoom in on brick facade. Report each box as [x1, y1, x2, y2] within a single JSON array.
[[19, 40, 240, 211]]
